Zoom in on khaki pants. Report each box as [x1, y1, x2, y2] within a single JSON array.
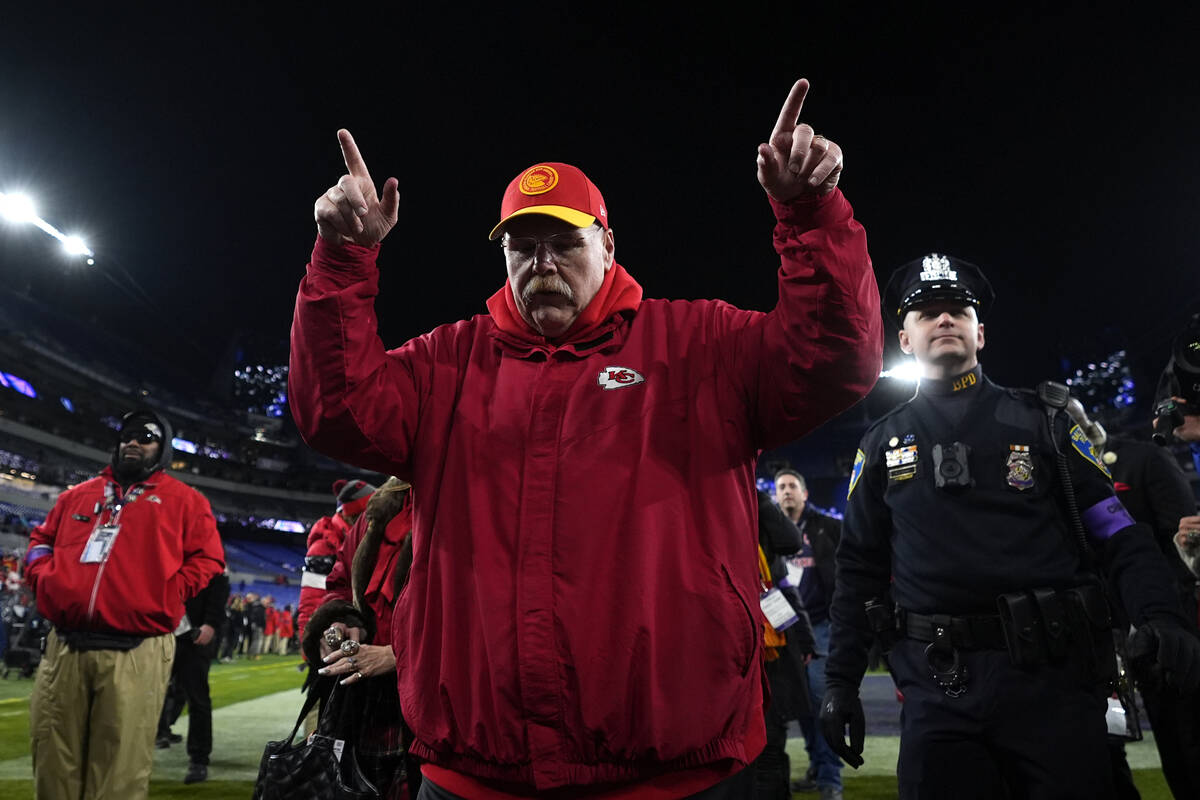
[[30, 630, 175, 800]]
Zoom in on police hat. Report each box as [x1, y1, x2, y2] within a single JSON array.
[[883, 253, 995, 326]]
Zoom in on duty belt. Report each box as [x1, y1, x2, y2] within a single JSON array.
[[896, 609, 1004, 698], [899, 610, 1007, 651]]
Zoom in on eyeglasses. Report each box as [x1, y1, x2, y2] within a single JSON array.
[[120, 430, 161, 445], [500, 228, 597, 260]]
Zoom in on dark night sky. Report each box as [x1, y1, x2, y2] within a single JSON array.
[[1, 5, 1198, 418]]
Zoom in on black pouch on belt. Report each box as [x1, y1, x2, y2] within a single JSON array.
[[1032, 588, 1070, 663], [1064, 584, 1117, 686], [997, 590, 1045, 668]]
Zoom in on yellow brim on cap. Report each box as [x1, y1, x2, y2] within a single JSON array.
[[488, 205, 597, 240]]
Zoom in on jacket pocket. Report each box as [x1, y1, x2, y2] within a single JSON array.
[[719, 563, 759, 678]]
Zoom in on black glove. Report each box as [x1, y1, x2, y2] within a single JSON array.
[[1145, 621, 1200, 694], [819, 686, 865, 768]]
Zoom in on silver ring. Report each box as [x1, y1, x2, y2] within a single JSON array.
[[340, 639, 360, 656], [324, 628, 344, 648], [347, 656, 357, 667], [354, 671, 363, 681]]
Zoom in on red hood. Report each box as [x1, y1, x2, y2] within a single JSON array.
[[485, 261, 643, 347]]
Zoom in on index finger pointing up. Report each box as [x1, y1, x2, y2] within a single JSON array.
[[770, 79, 811, 141], [338, 129, 373, 180]]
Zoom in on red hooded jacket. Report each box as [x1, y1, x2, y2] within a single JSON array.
[[289, 189, 882, 790], [25, 466, 225, 636]]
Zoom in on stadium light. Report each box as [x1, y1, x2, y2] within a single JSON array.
[[0, 189, 94, 264], [881, 360, 922, 382], [0, 192, 37, 224], [62, 235, 91, 256]]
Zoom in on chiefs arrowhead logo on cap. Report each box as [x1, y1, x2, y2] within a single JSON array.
[[597, 366, 645, 390], [519, 166, 559, 196], [489, 162, 609, 240]]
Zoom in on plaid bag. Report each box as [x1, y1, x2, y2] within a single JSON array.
[[253, 680, 380, 800]]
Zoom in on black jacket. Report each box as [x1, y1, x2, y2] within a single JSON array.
[[797, 504, 841, 612], [757, 490, 815, 718], [183, 572, 231, 656], [1106, 436, 1198, 618]]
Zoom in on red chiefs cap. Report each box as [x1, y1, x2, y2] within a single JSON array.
[[488, 162, 608, 240]]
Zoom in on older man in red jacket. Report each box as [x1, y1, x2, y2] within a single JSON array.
[[290, 78, 882, 798], [25, 409, 224, 800]]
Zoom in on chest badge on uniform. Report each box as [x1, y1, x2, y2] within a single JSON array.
[[597, 366, 645, 390], [1006, 445, 1035, 490], [885, 444, 918, 481]]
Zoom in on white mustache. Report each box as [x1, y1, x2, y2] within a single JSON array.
[[523, 275, 574, 303]]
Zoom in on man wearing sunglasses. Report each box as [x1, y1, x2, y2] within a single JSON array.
[[290, 78, 883, 798], [25, 409, 225, 799]]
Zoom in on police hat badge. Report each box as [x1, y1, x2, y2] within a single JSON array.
[[883, 253, 996, 327]]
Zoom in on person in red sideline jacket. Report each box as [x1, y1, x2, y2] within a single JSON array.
[[290, 77, 882, 798], [24, 408, 224, 800], [276, 603, 295, 654], [306, 477, 418, 800], [297, 479, 376, 642]]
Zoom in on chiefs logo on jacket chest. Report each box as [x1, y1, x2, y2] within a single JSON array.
[[597, 366, 645, 390]]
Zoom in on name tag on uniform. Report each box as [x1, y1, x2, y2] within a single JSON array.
[[760, 588, 799, 631], [80, 524, 119, 564], [885, 445, 919, 481]]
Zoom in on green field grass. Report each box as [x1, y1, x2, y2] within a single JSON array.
[[0, 655, 1177, 798]]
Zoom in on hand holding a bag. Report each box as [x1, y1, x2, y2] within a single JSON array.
[[318, 631, 395, 685]]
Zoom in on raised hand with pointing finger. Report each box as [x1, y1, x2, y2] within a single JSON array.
[[757, 78, 844, 201], [314, 129, 399, 247]]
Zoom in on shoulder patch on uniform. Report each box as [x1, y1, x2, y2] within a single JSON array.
[[847, 449, 866, 499], [1070, 424, 1111, 478]]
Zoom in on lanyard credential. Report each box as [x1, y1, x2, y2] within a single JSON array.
[[80, 483, 146, 564]]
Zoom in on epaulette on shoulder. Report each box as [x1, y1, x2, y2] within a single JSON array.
[[1006, 386, 1041, 406], [863, 395, 918, 436]]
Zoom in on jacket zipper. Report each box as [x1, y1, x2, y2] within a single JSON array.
[[86, 481, 125, 623]]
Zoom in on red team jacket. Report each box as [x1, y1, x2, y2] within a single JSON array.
[[297, 511, 352, 637], [288, 189, 882, 791], [26, 466, 225, 636]]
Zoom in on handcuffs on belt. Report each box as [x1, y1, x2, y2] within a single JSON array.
[[925, 623, 969, 698]]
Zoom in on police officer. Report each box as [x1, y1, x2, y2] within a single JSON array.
[[819, 254, 1200, 799]]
